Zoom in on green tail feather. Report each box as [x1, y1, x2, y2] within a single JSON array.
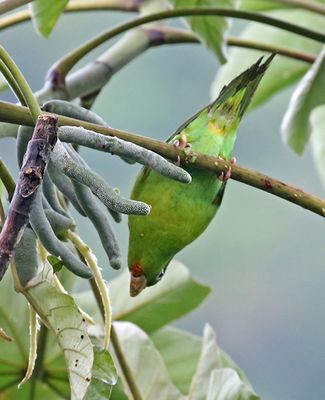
[[209, 53, 275, 120]]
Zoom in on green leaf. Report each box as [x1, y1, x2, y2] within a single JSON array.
[[151, 326, 202, 394], [170, 0, 239, 63], [26, 267, 94, 400], [0, 273, 69, 398], [113, 321, 186, 399], [206, 368, 260, 400], [189, 324, 256, 399], [310, 105, 325, 191], [240, 0, 325, 11], [211, 10, 323, 110], [239, 0, 288, 11], [111, 260, 211, 333], [189, 324, 222, 399], [29, 0, 68, 37], [151, 326, 251, 397], [282, 48, 325, 154], [47, 255, 64, 273], [85, 346, 118, 399]]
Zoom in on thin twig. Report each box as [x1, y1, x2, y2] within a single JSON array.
[[3, 102, 325, 218], [46, 7, 325, 82], [89, 278, 142, 400], [0, 159, 15, 201], [0, 6, 316, 65], [273, 0, 325, 15], [0, 46, 41, 121], [0, 0, 32, 15]]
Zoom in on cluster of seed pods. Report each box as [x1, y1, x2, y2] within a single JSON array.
[[14, 100, 191, 283]]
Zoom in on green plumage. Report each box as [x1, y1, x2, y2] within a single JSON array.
[[128, 55, 274, 295]]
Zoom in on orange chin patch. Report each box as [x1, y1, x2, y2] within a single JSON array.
[[131, 262, 144, 277]]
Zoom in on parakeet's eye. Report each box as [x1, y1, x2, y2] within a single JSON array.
[[156, 270, 165, 282]]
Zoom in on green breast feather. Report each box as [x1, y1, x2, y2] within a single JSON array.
[[128, 55, 274, 296]]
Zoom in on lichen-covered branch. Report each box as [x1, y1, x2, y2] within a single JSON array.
[[0, 114, 58, 281]]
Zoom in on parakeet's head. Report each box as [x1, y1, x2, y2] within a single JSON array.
[[128, 259, 169, 297]]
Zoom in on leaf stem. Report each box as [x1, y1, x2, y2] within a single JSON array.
[[227, 36, 315, 64], [47, 7, 325, 81], [273, 0, 325, 15], [30, 323, 48, 398], [0, 46, 41, 121], [0, 0, 139, 32], [0, 59, 26, 105], [18, 304, 38, 387], [68, 231, 112, 350], [89, 278, 143, 400], [0, 159, 15, 201], [0, 0, 32, 15]]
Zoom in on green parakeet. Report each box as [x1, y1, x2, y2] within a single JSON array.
[[128, 55, 274, 296]]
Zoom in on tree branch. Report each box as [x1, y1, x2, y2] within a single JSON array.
[[273, 0, 325, 15], [0, 0, 139, 32], [46, 7, 325, 83], [0, 0, 32, 15], [2, 102, 324, 218], [0, 114, 58, 281]]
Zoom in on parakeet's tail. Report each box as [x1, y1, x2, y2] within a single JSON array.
[[209, 54, 275, 121]]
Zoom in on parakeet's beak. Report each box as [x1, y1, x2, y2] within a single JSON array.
[[130, 273, 147, 297]]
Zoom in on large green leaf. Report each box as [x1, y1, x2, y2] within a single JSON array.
[[113, 321, 186, 399], [189, 324, 222, 399], [151, 326, 251, 397], [29, 0, 68, 37], [310, 105, 325, 190], [151, 326, 202, 394], [111, 260, 211, 333], [211, 10, 323, 110], [240, 0, 325, 11], [0, 273, 70, 398], [206, 369, 260, 400], [170, 0, 239, 63], [239, 0, 286, 10], [76, 261, 210, 333], [282, 48, 325, 154], [188, 324, 256, 400], [25, 269, 94, 400], [85, 346, 118, 399]]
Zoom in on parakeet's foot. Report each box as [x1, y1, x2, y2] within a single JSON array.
[[173, 134, 188, 149], [218, 157, 236, 182], [173, 134, 192, 166]]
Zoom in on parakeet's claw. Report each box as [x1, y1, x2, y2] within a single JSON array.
[[218, 169, 232, 182], [173, 134, 188, 149], [230, 157, 237, 165], [175, 155, 181, 167], [130, 273, 147, 297]]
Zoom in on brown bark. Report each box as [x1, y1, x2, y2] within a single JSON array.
[[0, 114, 58, 281]]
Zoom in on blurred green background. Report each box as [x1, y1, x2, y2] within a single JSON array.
[[1, 9, 325, 400]]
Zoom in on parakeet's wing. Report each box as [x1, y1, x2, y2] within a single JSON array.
[[165, 103, 210, 144]]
